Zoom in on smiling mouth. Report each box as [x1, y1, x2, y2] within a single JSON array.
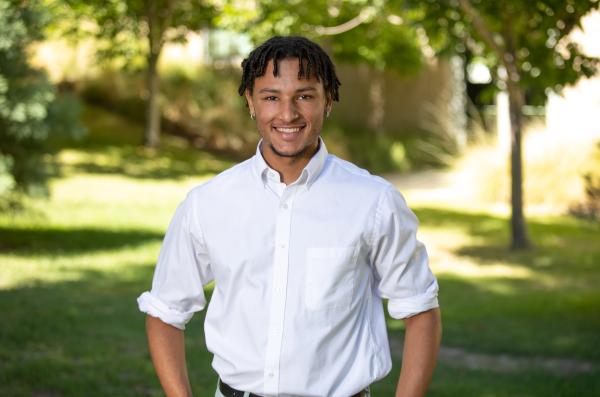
[[274, 126, 304, 133]]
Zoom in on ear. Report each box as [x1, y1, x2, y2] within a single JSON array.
[[325, 93, 333, 115], [244, 89, 255, 115]]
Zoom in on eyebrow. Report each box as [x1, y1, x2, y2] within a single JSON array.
[[257, 87, 318, 94]]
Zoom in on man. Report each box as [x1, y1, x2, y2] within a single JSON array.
[[138, 36, 441, 397]]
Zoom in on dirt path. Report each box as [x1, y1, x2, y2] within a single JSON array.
[[389, 337, 598, 375], [383, 170, 464, 207]]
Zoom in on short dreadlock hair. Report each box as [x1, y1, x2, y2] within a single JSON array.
[[238, 36, 341, 102]]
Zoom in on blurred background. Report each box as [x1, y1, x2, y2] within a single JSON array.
[[1, 0, 599, 396]]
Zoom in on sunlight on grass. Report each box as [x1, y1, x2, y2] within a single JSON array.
[[1, 180, 207, 291], [0, 242, 160, 289], [423, 230, 535, 280], [51, 173, 201, 206], [1, 146, 217, 290], [419, 229, 545, 298], [28, 173, 206, 230]]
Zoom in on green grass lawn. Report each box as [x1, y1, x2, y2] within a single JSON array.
[[1, 106, 599, 396]]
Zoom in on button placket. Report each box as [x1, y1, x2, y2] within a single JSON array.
[[262, 185, 298, 395]]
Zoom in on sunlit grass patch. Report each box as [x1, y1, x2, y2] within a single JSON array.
[[408, 206, 600, 362], [0, 241, 161, 289]]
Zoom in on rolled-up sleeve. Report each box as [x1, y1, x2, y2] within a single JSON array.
[[369, 185, 439, 319], [137, 191, 213, 330]]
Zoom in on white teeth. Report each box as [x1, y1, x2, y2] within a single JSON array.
[[276, 127, 302, 133]]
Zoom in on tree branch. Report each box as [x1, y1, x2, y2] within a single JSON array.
[[158, 0, 176, 48], [455, 0, 505, 60], [314, 7, 375, 36]]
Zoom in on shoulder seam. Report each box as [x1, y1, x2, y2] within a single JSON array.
[[328, 156, 390, 188]]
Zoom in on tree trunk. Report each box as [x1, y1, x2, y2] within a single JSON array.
[[506, 81, 530, 249], [455, 0, 531, 249], [368, 69, 385, 135], [144, 51, 161, 148], [143, 0, 163, 148]]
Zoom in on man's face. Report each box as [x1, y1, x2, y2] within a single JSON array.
[[245, 58, 332, 161]]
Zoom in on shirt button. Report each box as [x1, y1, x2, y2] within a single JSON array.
[[268, 372, 274, 378], [282, 203, 289, 210], [280, 243, 286, 249]]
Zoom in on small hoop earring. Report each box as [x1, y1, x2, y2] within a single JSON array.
[[326, 111, 331, 118], [250, 113, 256, 120]]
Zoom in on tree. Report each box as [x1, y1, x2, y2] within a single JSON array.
[[55, 0, 216, 147], [411, 0, 599, 249], [0, 0, 83, 208]]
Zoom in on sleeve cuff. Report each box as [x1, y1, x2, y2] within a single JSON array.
[[137, 291, 197, 330], [387, 283, 439, 319]]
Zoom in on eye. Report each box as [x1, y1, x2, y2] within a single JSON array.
[[263, 96, 278, 101], [298, 94, 313, 100]]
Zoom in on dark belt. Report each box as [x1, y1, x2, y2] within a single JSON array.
[[219, 379, 261, 397], [219, 379, 366, 397]]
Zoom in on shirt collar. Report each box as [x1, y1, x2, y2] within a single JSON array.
[[251, 137, 329, 189]]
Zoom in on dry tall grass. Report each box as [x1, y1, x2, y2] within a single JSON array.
[[454, 120, 600, 215]]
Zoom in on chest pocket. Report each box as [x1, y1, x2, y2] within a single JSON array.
[[304, 246, 359, 311]]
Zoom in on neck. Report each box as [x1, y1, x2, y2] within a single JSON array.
[[261, 142, 319, 185]]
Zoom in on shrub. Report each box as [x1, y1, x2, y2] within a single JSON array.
[[0, 0, 84, 209], [78, 65, 257, 159]]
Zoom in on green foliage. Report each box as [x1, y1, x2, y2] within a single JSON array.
[[230, 0, 423, 75], [51, 0, 216, 69], [0, 0, 83, 208], [77, 67, 257, 158], [331, 20, 422, 74], [161, 65, 257, 154], [48, 0, 218, 147], [411, 0, 600, 104]]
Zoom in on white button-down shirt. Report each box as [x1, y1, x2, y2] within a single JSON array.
[[138, 139, 439, 397]]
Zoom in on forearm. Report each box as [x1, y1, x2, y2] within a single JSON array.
[[395, 308, 442, 397], [146, 315, 193, 397]]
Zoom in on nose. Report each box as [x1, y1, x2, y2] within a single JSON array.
[[280, 99, 299, 122]]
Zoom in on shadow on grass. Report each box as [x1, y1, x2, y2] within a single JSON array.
[[0, 226, 164, 256], [414, 207, 600, 274], [410, 207, 600, 363], [432, 275, 600, 361], [2, 264, 599, 397], [0, 264, 216, 397], [55, 145, 235, 181]]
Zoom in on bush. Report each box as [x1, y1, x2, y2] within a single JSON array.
[[161, 64, 257, 156], [78, 65, 257, 158], [0, 0, 84, 209]]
